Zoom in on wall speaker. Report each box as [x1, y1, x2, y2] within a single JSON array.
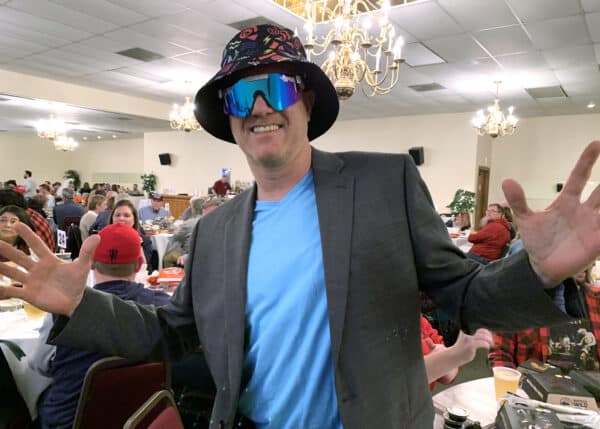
[[408, 146, 424, 166], [158, 153, 171, 166], [556, 183, 563, 192]]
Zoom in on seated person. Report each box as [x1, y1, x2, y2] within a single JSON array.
[[0, 205, 33, 260], [88, 192, 117, 235], [489, 268, 600, 371], [163, 196, 223, 267], [128, 183, 144, 196], [466, 203, 511, 264], [53, 188, 84, 230], [421, 316, 493, 390], [29, 224, 171, 429], [79, 195, 107, 242], [138, 193, 171, 223]]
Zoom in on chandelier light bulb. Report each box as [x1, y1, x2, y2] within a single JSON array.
[[328, 51, 336, 61], [362, 18, 372, 30]]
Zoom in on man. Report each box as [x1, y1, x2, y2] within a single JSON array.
[[53, 188, 84, 230], [0, 25, 599, 429], [466, 203, 512, 264], [138, 193, 171, 223], [163, 196, 223, 268], [38, 183, 55, 209], [128, 183, 144, 196], [212, 175, 231, 196], [0, 189, 55, 252], [23, 170, 38, 200], [29, 224, 171, 429]]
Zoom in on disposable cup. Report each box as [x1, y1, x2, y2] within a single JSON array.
[[493, 366, 521, 401]]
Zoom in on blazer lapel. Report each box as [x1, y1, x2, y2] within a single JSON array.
[[223, 186, 255, 400], [312, 148, 355, 366]]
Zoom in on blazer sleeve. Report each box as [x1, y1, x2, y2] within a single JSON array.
[[401, 156, 569, 334]]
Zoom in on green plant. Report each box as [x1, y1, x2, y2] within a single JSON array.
[[447, 189, 476, 213], [63, 169, 81, 190], [141, 173, 157, 194]]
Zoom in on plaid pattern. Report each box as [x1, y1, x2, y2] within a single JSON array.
[[489, 287, 600, 368], [26, 208, 55, 252]]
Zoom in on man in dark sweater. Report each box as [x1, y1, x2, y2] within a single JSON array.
[[30, 223, 170, 429]]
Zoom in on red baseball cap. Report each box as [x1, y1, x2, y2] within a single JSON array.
[[93, 224, 141, 264]]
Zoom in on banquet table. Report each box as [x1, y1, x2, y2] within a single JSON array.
[[0, 304, 52, 420], [149, 233, 173, 270], [450, 234, 472, 253]]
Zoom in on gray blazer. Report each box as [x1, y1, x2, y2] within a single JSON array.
[[52, 148, 567, 429]]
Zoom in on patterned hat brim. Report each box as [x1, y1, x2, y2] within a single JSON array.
[[194, 60, 339, 144]]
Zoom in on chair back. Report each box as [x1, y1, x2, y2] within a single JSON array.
[[123, 390, 184, 429], [71, 357, 170, 429], [66, 223, 82, 259], [60, 216, 81, 231]]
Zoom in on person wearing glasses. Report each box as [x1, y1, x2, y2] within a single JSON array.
[[1, 25, 600, 429], [0, 205, 33, 260], [466, 203, 512, 264]]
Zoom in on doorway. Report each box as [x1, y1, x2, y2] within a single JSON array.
[[474, 167, 490, 230]]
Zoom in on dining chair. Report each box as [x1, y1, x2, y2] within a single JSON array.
[[123, 390, 184, 429], [60, 216, 81, 231], [71, 356, 170, 429]]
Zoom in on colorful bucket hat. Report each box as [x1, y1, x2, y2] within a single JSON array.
[[194, 24, 339, 144]]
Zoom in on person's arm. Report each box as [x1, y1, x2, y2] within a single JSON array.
[[467, 223, 494, 243], [424, 329, 493, 384]]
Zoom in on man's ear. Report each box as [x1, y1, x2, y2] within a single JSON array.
[[302, 90, 316, 119], [134, 255, 145, 273]]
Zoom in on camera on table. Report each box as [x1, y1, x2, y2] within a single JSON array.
[[443, 407, 481, 429]]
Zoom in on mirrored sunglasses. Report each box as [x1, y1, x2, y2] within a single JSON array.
[[220, 73, 304, 117]]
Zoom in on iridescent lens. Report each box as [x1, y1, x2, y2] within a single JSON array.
[[222, 73, 303, 117]]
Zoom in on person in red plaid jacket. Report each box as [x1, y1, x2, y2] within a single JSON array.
[[489, 269, 600, 369], [0, 189, 55, 252]]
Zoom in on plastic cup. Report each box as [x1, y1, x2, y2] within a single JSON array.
[[23, 301, 47, 318], [493, 366, 521, 401]]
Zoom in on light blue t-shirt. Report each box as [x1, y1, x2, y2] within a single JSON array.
[[238, 171, 343, 429]]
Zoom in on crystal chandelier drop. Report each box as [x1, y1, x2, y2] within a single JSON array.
[[36, 114, 67, 140], [53, 135, 79, 151], [302, 0, 404, 100], [169, 96, 200, 132], [471, 81, 518, 138]]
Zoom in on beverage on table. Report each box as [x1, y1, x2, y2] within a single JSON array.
[[23, 301, 47, 318], [493, 366, 521, 401]]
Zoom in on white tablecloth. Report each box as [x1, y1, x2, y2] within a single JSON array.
[[150, 233, 173, 270], [0, 307, 52, 420], [451, 235, 473, 253]]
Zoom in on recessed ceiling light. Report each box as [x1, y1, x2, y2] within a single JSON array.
[[112, 135, 117, 138], [83, 136, 88, 140], [588, 102, 596, 109], [97, 136, 102, 139]]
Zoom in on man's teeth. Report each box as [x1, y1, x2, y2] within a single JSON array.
[[251, 124, 281, 133]]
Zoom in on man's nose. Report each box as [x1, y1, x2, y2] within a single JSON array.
[[250, 93, 274, 116]]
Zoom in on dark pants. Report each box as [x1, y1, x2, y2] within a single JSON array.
[[466, 251, 490, 265]]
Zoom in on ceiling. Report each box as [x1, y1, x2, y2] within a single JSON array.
[[0, 0, 599, 137]]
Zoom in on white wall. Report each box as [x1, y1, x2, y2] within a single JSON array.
[[143, 130, 254, 195], [314, 112, 479, 211], [0, 134, 143, 185], [488, 113, 600, 210]]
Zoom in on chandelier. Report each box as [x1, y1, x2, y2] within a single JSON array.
[[53, 135, 78, 152], [471, 81, 518, 138], [36, 114, 67, 140], [169, 96, 200, 132], [302, 0, 404, 99]]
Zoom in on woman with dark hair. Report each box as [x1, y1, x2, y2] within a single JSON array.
[[79, 182, 92, 194], [108, 199, 153, 270], [0, 205, 33, 259]]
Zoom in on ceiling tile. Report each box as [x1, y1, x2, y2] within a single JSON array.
[[542, 44, 597, 69], [10, 57, 87, 77], [554, 65, 600, 85], [49, 0, 148, 26], [75, 36, 136, 55], [403, 43, 446, 67], [26, 52, 98, 75], [179, 0, 254, 25], [0, 6, 92, 41], [473, 25, 533, 56], [0, 34, 50, 56], [582, 0, 600, 13], [586, 12, 600, 43], [595, 44, 600, 63], [437, 0, 517, 31], [425, 33, 487, 63], [103, 0, 188, 17], [7, 0, 118, 33], [154, 10, 242, 44], [102, 28, 191, 58], [508, 0, 583, 24], [526, 15, 591, 50], [389, 1, 463, 41], [55, 44, 140, 69], [0, 20, 70, 48]]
